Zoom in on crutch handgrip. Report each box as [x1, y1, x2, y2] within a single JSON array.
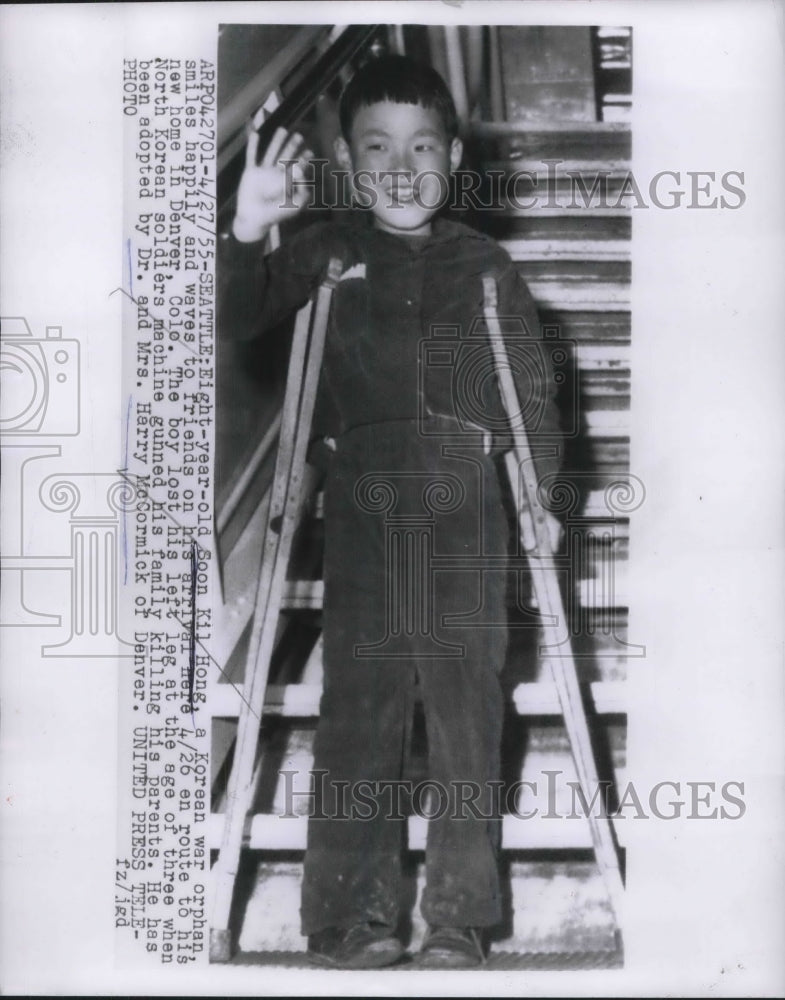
[[482, 274, 499, 313], [324, 255, 344, 288], [482, 276, 552, 558]]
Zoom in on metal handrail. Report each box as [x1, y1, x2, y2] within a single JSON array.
[[218, 24, 382, 230], [216, 24, 382, 543], [217, 25, 331, 169]]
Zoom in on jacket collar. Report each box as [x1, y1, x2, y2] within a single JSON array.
[[341, 209, 485, 250]]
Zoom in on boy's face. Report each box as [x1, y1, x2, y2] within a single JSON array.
[[335, 101, 462, 236]]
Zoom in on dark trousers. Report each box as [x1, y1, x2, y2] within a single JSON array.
[[301, 421, 510, 935]]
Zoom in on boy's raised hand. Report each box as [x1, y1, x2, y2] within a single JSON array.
[[232, 116, 314, 243]]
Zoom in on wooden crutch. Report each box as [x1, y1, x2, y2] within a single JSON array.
[[210, 257, 343, 962], [482, 275, 625, 926]]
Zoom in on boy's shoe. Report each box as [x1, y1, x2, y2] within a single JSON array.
[[418, 926, 486, 969], [306, 922, 404, 969]]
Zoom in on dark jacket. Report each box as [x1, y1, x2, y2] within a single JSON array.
[[219, 212, 563, 481]]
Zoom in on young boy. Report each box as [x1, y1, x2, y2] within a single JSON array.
[[220, 55, 563, 969]]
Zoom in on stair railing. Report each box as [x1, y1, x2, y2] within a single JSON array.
[[216, 24, 382, 555]]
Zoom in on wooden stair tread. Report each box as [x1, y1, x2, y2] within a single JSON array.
[[206, 810, 630, 850], [208, 679, 626, 718], [502, 238, 630, 262]]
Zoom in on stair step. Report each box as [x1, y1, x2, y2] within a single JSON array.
[[521, 260, 630, 283], [486, 215, 631, 244], [487, 158, 630, 175], [581, 383, 631, 403], [272, 560, 630, 612], [525, 279, 629, 310], [540, 309, 629, 342], [584, 409, 629, 435], [505, 204, 631, 219], [487, 174, 635, 214], [471, 120, 631, 162], [502, 238, 629, 262], [215, 501, 631, 688], [206, 810, 630, 850], [591, 441, 630, 469], [207, 679, 625, 719], [473, 122, 631, 135], [575, 343, 630, 368]]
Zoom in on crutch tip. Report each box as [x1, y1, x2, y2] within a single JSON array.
[[209, 927, 233, 963]]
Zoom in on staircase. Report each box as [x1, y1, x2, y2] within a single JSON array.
[[211, 22, 634, 963]]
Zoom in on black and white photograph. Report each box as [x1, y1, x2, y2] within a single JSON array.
[[1, 2, 783, 996], [212, 20, 634, 971]]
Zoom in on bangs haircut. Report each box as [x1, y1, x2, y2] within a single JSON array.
[[339, 54, 459, 141]]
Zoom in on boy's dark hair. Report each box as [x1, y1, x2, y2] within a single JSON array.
[[339, 54, 459, 141]]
